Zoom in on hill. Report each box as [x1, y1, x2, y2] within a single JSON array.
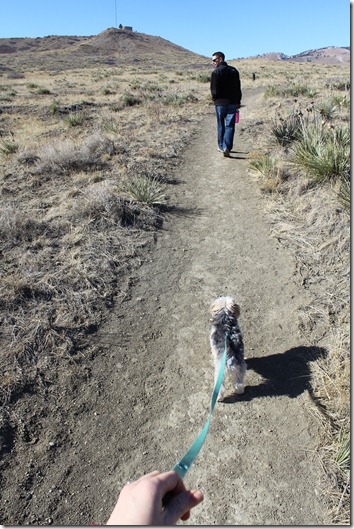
[[0, 27, 207, 71], [0, 28, 350, 72], [243, 46, 350, 65]]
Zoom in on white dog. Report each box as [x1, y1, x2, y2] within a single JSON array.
[[210, 296, 246, 401]]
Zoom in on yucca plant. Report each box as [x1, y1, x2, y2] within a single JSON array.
[[64, 112, 86, 127], [292, 123, 350, 183], [338, 174, 350, 210], [0, 139, 19, 156], [49, 99, 60, 115], [271, 111, 302, 146], [102, 118, 120, 133], [264, 85, 281, 98], [335, 426, 350, 473], [283, 83, 315, 97], [317, 99, 337, 121], [250, 154, 288, 191], [249, 153, 277, 177], [123, 176, 166, 206]]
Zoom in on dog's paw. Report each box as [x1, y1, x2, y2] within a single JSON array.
[[234, 384, 245, 395]]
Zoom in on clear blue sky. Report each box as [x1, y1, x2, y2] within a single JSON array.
[[0, 0, 350, 59]]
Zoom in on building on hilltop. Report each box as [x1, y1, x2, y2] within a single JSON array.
[[118, 24, 133, 31]]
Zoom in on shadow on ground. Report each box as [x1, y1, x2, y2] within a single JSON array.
[[223, 345, 327, 403]]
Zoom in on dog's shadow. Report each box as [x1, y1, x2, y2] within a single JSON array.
[[223, 345, 327, 403]]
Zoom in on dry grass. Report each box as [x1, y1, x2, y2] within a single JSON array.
[[0, 61, 210, 413], [245, 59, 350, 524], [0, 53, 350, 523]]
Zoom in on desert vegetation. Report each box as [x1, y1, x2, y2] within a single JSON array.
[[0, 50, 350, 523], [241, 59, 350, 523], [0, 63, 211, 413]]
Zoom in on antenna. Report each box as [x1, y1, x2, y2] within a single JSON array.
[[115, 0, 117, 28]]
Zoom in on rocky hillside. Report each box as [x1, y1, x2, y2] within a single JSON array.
[[0, 27, 207, 71], [244, 46, 350, 65]]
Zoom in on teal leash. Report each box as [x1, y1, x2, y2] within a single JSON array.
[[172, 334, 228, 479]]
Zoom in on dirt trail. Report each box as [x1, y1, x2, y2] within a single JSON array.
[[1, 88, 330, 525]]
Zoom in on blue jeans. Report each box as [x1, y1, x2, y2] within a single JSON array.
[[215, 104, 237, 151]]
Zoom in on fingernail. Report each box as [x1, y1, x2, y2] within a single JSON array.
[[190, 489, 204, 500]]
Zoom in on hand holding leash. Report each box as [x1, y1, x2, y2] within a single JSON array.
[[106, 470, 203, 525]]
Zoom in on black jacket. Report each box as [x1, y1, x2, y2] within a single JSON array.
[[210, 62, 242, 106]]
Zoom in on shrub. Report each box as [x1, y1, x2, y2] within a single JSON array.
[[292, 123, 350, 183], [249, 153, 276, 177], [49, 99, 60, 115], [123, 176, 166, 205], [264, 85, 281, 98], [0, 204, 46, 243], [122, 93, 142, 106], [63, 112, 86, 127], [0, 139, 19, 156], [271, 112, 302, 146], [193, 73, 211, 83], [330, 94, 350, 110], [326, 80, 350, 91], [35, 134, 113, 174], [162, 92, 198, 106], [249, 154, 287, 192], [283, 83, 317, 97], [7, 72, 25, 79], [317, 99, 337, 121], [102, 86, 115, 95], [37, 87, 51, 95], [0, 93, 16, 102], [338, 174, 350, 211]]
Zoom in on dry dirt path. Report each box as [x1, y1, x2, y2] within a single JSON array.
[[1, 89, 330, 525]]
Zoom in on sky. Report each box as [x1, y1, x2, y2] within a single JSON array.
[[0, 0, 350, 59]]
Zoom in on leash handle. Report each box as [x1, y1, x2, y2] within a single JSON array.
[[172, 335, 228, 479]]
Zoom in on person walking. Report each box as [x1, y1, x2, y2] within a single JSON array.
[[210, 51, 242, 157]]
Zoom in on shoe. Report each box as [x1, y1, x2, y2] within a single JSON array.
[[217, 147, 223, 153], [223, 148, 230, 157]]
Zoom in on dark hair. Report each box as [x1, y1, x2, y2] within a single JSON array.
[[212, 51, 225, 61]]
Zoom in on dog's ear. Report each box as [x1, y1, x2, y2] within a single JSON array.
[[231, 303, 241, 318]]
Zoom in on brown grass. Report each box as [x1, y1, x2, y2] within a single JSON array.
[[243, 58, 350, 524], [0, 61, 210, 410], [0, 52, 350, 523]]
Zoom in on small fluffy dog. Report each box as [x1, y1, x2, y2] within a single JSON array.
[[210, 296, 246, 401]]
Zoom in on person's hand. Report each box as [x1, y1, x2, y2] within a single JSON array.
[[106, 470, 204, 525]]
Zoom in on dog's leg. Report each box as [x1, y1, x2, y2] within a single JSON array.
[[232, 360, 246, 395]]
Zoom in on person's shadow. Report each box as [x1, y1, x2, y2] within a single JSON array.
[[229, 150, 248, 160], [223, 345, 327, 403]]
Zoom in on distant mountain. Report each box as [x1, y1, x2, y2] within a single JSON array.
[[244, 46, 350, 65], [0, 28, 349, 71]]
